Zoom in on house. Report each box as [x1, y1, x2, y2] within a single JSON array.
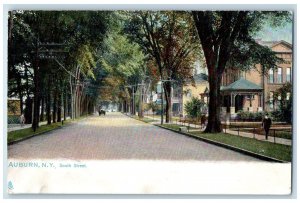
[[182, 73, 209, 117], [220, 40, 292, 117], [151, 82, 183, 116], [180, 40, 292, 118]]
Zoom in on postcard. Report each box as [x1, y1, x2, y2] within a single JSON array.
[[6, 9, 293, 195]]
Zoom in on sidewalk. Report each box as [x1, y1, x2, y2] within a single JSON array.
[[8, 121, 47, 132], [224, 128, 292, 146], [143, 116, 292, 146]]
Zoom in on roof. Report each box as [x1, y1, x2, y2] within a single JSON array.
[[221, 78, 263, 91], [193, 73, 208, 83], [256, 40, 292, 50]]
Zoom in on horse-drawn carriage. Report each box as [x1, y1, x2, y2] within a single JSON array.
[[98, 109, 106, 116]]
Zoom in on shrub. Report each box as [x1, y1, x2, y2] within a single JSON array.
[[184, 97, 205, 119], [237, 111, 268, 121]]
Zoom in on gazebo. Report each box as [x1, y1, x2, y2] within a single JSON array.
[[220, 78, 263, 115]]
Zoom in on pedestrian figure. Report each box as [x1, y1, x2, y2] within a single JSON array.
[[262, 115, 272, 140], [20, 114, 25, 127], [200, 115, 207, 129]]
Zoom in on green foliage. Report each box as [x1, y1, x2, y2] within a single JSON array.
[[99, 19, 146, 103], [184, 97, 205, 119], [272, 83, 292, 123], [76, 44, 96, 79], [124, 11, 200, 82], [148, 101, 159, 112], [237, 111, 268, 121]]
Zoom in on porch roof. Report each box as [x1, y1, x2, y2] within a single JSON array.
[[221, 78, 263, 92]]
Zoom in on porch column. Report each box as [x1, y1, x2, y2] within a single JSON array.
[[230, 93, 235, 115], [249, 94, 253, 112], [258, 93, 263, 112], [220, 93, 227, 115]]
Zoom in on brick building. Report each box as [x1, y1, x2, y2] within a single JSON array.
[[220, 40, 292, 116]]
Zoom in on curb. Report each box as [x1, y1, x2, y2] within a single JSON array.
[[155, 124, 287, 163], [122, 113, 154, 124]]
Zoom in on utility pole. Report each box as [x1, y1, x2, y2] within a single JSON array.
[[138, 82, 145, 118], [132, 86, 135, 115]]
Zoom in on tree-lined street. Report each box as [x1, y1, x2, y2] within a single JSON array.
[[9, 112, 259, 161], [7, 112, 291, 194]]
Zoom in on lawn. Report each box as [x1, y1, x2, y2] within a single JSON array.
[[158, 124, 291, 162], [7, 116, 87, 144], [8, 122, 63, 144]]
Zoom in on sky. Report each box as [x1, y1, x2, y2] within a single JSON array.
[[255, 21, 293, 43]]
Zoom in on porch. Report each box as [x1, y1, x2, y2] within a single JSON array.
[[220, 78, 263, 117]]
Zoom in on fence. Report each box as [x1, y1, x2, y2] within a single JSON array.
[[174, 117, 206, 130], [222, 123, 292, 143]]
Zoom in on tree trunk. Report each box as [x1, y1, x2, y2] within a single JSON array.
[[24, 98, 33, 124], [138, 85, 144, 118], [53, 91, 57, 123], [64, 91, 67, 121], [46, 89, 51, 125], [57, 92, 62, 122], [164, 82, 172, 123], [40, 96, 45, 121], [204, 72, 222, 133]]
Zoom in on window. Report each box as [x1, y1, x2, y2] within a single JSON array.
[[269, 92, 274, 110], [277, 67, 282, 83], [278, 95, 281, 101], [269, 69, 274, 83], [286, 67, 291, 83]]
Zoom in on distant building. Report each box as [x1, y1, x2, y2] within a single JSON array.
[[182, 73, 209, 117], [151, 82, 183, 116]]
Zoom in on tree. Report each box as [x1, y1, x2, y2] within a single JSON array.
[[147, 101, 159, 119], [99, 18, 146, 115], [184, 97, 205, 119], [273, 82, 292, 123], [192, 11, 291, 133], [124, 11, 199, 123], [8, 11, 112, 130]]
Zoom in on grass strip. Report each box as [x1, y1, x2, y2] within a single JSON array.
[[7, 116, 88, 144], [159, 124, 291, 162]]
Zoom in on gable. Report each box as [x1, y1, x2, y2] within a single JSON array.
[[271, 41, 292, 53]]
